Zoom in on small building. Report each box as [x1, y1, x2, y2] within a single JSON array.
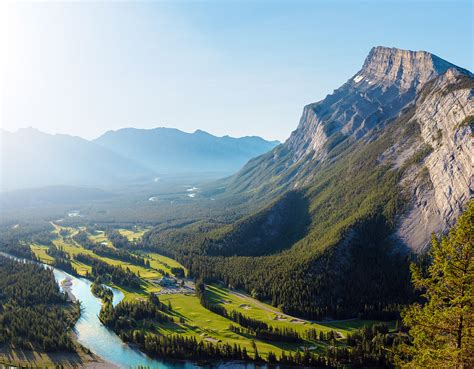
[[158, 276, 176, 287]]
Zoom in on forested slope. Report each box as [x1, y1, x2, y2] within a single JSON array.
[[0, 256, 80, 351], [144, 47, 473, 319]]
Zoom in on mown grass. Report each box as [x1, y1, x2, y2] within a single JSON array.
[[142, 252, 188, 275], [158, 292, 313, 358], [30, 244, 54, 264], [204, 284, 389, 338], [53, 236, 162, 280], [118, 227, 149, 241], [32, 225, 394, 359], [88, 230, 113, 247]]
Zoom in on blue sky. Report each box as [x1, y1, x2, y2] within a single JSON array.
[[1, 0, 472, 142]]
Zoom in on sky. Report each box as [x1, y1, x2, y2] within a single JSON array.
[[0, 1, 472, 142]]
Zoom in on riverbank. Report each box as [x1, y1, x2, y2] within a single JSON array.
[[0, 343, 119, 368], [61, 277, 77, 302]]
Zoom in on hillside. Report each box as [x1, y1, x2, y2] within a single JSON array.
[[144, 47, 473, 318], [0, 128, 152, 191], [94, 127, 279, 174], [0, 127, 278, 192], [223, 47, 472, 200]]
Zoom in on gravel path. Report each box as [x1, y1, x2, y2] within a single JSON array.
[[228, 290, 308, 323]]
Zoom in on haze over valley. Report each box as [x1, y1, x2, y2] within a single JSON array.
[[0, 127, 278, 192], [0, 1, 472, 368]]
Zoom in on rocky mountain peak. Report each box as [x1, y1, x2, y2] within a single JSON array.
[[284, 46, 472, 165], [353, 46, 470, 92]]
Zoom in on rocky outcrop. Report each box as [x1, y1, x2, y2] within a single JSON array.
[[279, 49, 473, 250], [286, 46, 471, 164], [396, 69, 473, 251], [227, 46, 472, 254], [356, 46, 470, 92]]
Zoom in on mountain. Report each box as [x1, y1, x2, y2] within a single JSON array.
[[224, 47, 472, 197], [222, 46, 473, 251], [94, 127, 279, 174], [0, 128, 152, 191], [0, 127, 278, 192], [145, 46, 473, 318]]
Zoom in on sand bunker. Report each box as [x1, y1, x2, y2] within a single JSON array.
[[239, 304, 251, 310], [290, 318, 305, 324], [204, 337, 220, 343]]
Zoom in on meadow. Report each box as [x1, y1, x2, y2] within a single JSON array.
[[29, 224, 393, 359]]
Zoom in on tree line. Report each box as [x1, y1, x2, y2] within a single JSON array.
[[98, 292, 337, 366], [99, 294, 172, 330], [196, 281, 303, 343], [0, 256, 80, 352], [47, 244, 78, 275], [106, 229, 134, 249], [73, 230, 150, 267], [91, 281, 114, 303], [74, 253, 141, 289]]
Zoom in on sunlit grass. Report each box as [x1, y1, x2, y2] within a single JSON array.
[[31, 224, 393, 358], [158, 292, 309, 358], [88, 230, 113, 247], [143, 252, 187, 274], [117, 227, 149, 241], [30, 244, 54, 264]]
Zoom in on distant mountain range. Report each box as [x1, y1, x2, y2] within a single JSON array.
[[0, 127, 278, 191], [94, 127, 279, 174], [2, 45, 472, 321]]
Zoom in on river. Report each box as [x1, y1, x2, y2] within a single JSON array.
[[52, 268, 193, 368], [2, 253, 267, 369]]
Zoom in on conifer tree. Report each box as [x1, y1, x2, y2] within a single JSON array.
[[399, 201, 473, 368]]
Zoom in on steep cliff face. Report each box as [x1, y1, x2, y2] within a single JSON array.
[[394, 69, 473, 251], [225, 46, 473, 253], [158, 47, 472, 317], [357, 47, 468, 92], [286, 46, 471, 164]]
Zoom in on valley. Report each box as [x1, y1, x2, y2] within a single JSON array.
[[0, 42, 472, 369], [9, 221, 390, 368]]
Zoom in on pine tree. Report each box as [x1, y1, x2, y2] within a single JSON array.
[[399, 201, 473, 368]]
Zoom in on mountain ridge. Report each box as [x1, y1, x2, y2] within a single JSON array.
[[97, 126, 279, 144], [0, 127, 279, 191], [149, 46, 473, 319], [222, 47, 472, 199], [357, 46, 472, 91], [0, 128, 152, 191], [94, 126, 279, 174]]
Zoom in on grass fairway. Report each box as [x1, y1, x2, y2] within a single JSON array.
[[52, 235, 162, 280], [158, 293, 313, 358], [117, 280, 162, 302], [31, 224, 394, 360], [118, 227, 149, 241], [144, 252, 187, 274], [31, 244, 54, 264], [203, 284, 384, 338], [88, 230, 113, 247]]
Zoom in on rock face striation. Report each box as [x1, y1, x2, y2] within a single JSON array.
[[394, 69, 473, 251], [227, 46, 473, 252], [286, 46, 472, 164]]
